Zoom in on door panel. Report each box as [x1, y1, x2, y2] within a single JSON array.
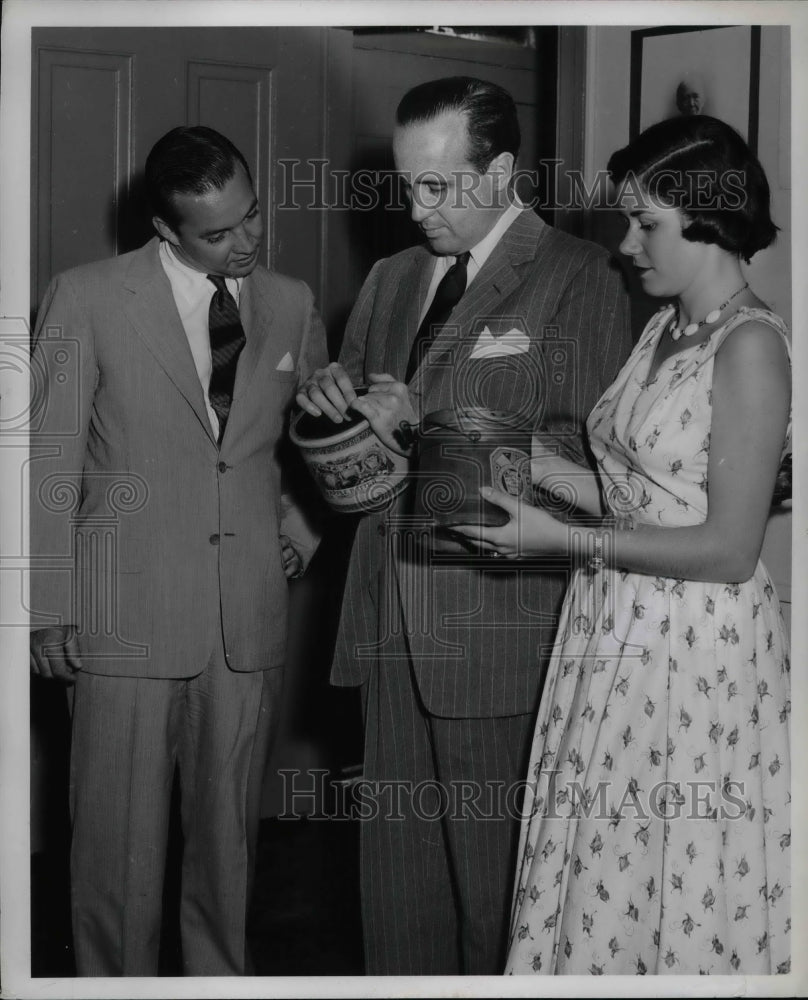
[[34, 48, 133, 302], [31, 27, 327, 314], [187, 61, 273, 191]]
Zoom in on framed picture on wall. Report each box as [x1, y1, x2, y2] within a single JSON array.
[[630, 25, 761, 152]]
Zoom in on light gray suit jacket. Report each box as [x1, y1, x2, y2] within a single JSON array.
[[29, 237, 328, 677], [332, 210, 632, 718]]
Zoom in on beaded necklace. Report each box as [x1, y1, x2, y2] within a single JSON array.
[[669, 282, 749, 341]]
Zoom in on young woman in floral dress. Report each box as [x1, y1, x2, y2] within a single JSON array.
[[455, 115, 791, 975]]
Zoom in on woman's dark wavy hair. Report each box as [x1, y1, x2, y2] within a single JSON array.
[[145, 125, 252, 231], [396, 76, 520, 173], [607, 115, 777, 263]]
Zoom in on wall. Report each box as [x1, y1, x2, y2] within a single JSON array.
[[584, 25, 791, 329]]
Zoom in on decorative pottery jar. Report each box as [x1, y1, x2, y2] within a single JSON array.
[[290, 390, 410, 513]]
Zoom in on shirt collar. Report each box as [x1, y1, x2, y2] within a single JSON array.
[[159, 239, 242, 297], [466, 198, 524, 271]]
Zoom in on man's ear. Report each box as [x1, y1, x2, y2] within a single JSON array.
[[486, 151, 515, 194], [152, 215, 179, 245]]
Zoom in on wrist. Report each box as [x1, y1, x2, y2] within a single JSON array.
[[577, 514, 636, 571], [602, 510, 636, 532], [530, 509, 570, 557]]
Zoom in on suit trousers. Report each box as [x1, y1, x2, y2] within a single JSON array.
[[359, 637, 535, 975], [68, 640, 282, 976]]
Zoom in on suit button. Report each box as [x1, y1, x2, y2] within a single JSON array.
[[210, 533, 220, 545], [218, 461, 228, 473], [377, 524, 386, 537]]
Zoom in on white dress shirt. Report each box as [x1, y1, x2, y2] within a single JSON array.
[[158, 240, 243, 437]]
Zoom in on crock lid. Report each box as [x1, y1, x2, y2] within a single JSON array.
[[291, 385, 372, 445], [292, 406, 368, 444]]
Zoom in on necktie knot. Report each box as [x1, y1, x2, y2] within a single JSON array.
[[207, 273, 228, 295], [440, 251, 470, 300]]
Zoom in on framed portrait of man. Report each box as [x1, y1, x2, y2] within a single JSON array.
[[630, 25, 761, 152]]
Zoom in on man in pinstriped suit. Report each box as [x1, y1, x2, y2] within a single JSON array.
[[298, 78, 632, 974]]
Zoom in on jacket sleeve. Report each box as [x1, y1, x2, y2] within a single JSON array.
[[280, 281, 330, 571], [337, 258, 385, 383], [29, 272, 98, 627], [542, 253, 632, 468], [295, 280, 330, 383]]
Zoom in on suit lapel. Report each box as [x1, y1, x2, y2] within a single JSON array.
[[384, 248, 434, 380], [411, 210, 547, 385], [233, 270, 273, 400], [122, 239, 217, 445]]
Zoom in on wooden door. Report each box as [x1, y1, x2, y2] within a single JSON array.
[[29, 26, 347, 836], [31, 26, 337, 320]]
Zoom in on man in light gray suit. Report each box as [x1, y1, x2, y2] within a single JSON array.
[[29, 126, 327, 976], [298, 78, 632, 974]]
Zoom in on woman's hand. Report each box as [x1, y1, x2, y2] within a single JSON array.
[[451, 487, 569, 558], [531, 437, 605, 517], [348, 374, 418, 456]]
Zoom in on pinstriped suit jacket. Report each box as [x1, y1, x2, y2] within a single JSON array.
[[331, 210, 632, 718], [29, 237, 328, 677]]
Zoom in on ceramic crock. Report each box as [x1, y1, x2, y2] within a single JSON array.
[[290, 390, 410, 513]]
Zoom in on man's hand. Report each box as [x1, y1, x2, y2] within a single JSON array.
[[280, 534, 303, 579], [296, 362, 358, 424], [30, 626, 82, 684], [349, 374, 418, 457]]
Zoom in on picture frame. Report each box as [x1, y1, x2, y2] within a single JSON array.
[[630, 25, 761, 152]]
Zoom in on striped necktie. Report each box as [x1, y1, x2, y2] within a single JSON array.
[[207, 274, 247, 444]]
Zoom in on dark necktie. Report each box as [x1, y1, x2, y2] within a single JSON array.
[[405, 251, 470, 381], [207, 274, 247, 445]]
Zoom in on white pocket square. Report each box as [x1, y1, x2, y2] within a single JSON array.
[[276, 351, 296, 372], [469, 326, 531, 360]]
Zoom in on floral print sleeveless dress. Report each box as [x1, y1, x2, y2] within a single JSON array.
[[505, 307, 791, 975]]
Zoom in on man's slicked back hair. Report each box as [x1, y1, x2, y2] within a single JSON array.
[[145, 125, 253, 231], [396, 76, 521, 173]]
